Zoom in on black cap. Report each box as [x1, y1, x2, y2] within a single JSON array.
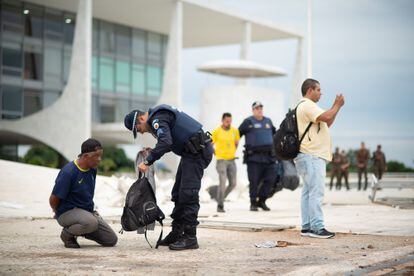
[[124, 109, 143, 139], [252, 101, 263, 109], [79, 138, 102, 157]]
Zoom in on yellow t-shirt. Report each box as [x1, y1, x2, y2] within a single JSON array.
[[212, 126, 240, 160], [296, 98, 332, 161]]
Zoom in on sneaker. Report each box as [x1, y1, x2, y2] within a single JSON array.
[[300, 229, 311, 237], [309, 228, 335, 239], [60, 229, 80, 248]]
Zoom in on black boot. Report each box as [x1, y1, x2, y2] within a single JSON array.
[[169, 225, 199, 250], [157, 223, 183, 247], [60, 228, 80, 248], [250, 199, 258, 211], [257, 198, 271, 211], [217, 204, 225, 213]]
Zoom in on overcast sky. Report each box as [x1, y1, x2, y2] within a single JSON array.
[[179, 0, 414, 166]]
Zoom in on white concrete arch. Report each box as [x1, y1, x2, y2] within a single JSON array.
[[0, 0, 92, 161]]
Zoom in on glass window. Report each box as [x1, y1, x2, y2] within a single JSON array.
[[44, 46, 62, 82], [146, 65, 162, 96], [99, 21, 115, 53], [24, 50, 43, 80], [44, 10, 63, 40], [147, 32, 162, 63], [2, 85, 22, 112], [43, 90, 60, 108], [23, 89, 42, 116], [100, 104, 115, 123], [62, 49, 71, 83], [132, 63, 145, 95], [115, 25, 131, 56], [2, 42, 23, 76], [132, 29, 146, 60], [92, 95, 99, 122], [2, 1, 23, 33], [115, 60, 130, 93], [92, 19, 99, 51], [23, 4, 43, 39], [63, 13, 75, 44], [99, 57, 114, 91], [92, 55, 98, 89], [115, 98, 130, 122]]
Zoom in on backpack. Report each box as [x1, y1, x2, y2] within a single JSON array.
[[120, 174, 165, 248], [273, 101, 312, 160]]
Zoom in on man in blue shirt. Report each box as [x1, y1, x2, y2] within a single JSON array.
[[49, 139, 117, 248]]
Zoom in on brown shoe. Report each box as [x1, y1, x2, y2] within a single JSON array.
[[60, 229, 80, 248]]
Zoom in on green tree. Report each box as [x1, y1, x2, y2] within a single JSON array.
[[23, 145, 59, 168], [98, 146, 134, 175], [387, 160, 414, 172]]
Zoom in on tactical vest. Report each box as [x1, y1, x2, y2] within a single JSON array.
[[244, 116, 274, 149], [148, 104, 202, 155]]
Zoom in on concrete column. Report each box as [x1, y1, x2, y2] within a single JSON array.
[[290, 38, 304, 108], [157, 0, 183, 108], [0, 0, 92, 161], [237, 21, 251, 85], [307, 0, 313, 78]]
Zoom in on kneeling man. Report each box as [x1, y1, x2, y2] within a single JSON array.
[[49, 139, 118, 248]]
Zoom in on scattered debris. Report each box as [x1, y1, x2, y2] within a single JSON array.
[[254, 240, 303, 248], [367, 244, 374, 249]]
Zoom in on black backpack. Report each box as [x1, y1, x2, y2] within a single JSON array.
[[120, 174, 165, 248], [274, 101, 312, 160]]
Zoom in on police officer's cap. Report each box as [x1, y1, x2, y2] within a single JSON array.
[[124, 109, 144, 139], [252, 101, 263, 109]]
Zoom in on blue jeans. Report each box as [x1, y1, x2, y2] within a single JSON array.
[[294, 153, 327, 231]]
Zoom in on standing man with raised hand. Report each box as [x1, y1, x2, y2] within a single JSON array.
[[294, 78, 344, 239], [356, 142, 370, 190], [49, 139, 118, 248], [239, 101, 277, 212], [212, 113, 240, 213], [124, 104, 213, 250]]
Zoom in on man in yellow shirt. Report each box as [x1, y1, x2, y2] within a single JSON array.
[[212, 113, 240, 213], [294, 78, 344, 239]]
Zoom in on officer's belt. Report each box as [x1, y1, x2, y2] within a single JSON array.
[[184, 130, 212, 154], [245, 146, 273, 155]]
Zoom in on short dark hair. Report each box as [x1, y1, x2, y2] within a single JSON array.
[[301, 78, 320, 96], [79, 138, 102, 157], [222, 112, 232, 120]]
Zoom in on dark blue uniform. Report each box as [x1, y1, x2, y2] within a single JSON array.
[[145, 105, 213, 227], [239, 116, 277, 201]]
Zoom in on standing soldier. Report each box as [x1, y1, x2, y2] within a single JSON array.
[[239, 101, 277, 212], [339, 150, 350, 190], [124, 104, 213, 250], [211, 113, 240, 213], [372, 145, 387, 180], [356, 142, 370, 190], [329, 147, 342, 190]]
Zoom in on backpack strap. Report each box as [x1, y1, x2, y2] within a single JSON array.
[[144, 225, 153, 249], [155, 219, 164, 249], [299, 123, 312, 144], [296, 100, 313, 145]]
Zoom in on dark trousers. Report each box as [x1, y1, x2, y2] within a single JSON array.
[[247, 161, 277, 200], [374, 167, 385, 180], [339, 171, 350, 190], [171, 144, 213, 227], [358, 166, 368, 190], [329, 169, 341, 190]]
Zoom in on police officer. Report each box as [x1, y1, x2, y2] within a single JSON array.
[[124, 104, 213, 250], [329, 147, 342, 190], [239, 101, 277, 211]]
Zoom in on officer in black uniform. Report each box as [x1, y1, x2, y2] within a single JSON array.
[[124, 104, 213, 250], [239, 101, 277, 212]]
